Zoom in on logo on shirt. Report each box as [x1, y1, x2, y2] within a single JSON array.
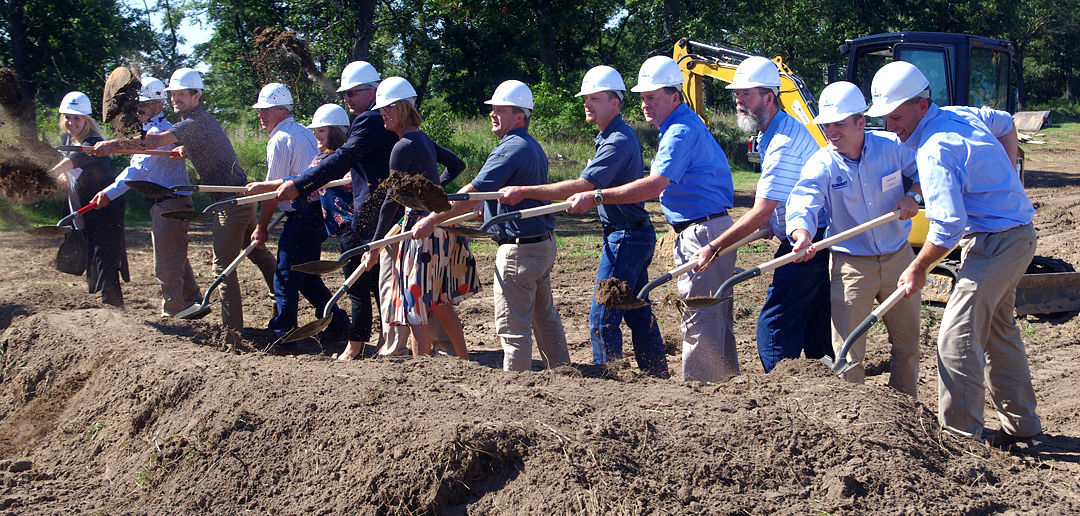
[[831, 175, 850, 191]]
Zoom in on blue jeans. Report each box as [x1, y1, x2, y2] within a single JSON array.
[[757, 232, 833, 372], [268, 203, 349, 339], [589, 226, 668, 377]]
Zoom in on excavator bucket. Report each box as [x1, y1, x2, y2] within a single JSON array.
[[1014, 272, 1080, 316]]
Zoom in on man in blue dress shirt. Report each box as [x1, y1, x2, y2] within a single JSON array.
[[872, 61, 1041, 444], [498, 66, 667, 377], [785, 81, 922, 397]]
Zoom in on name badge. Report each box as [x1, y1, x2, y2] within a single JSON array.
[[881, 170, 902, 192]]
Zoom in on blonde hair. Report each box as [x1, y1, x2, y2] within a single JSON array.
[[386, 100, 423, 129], [58, 113, 106, 143]]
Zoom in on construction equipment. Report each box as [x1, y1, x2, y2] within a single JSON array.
[[673, 34, 1080, 315]]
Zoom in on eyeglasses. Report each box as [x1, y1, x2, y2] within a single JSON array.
[[731, 90, 768, 101], [343, 87, 373, 98]]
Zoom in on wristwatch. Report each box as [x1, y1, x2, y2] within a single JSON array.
[[593, 189, 604, 205], [905, 191, 923, 204]]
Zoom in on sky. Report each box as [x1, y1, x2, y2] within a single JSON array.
[[124, 0, 213, 70]]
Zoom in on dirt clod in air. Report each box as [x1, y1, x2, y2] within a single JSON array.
[[596, 278, 636, 307], [102, 66, 143, 138], [0, 137, 60, 203], [0, 68, 27, 118], [384, 170, 451, 213], [251, 27, 335, 95]]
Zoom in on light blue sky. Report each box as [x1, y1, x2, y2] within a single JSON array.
[[124, 0, 212, 69]]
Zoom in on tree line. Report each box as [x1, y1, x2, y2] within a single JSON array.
[[3, 0, 1078, 138]]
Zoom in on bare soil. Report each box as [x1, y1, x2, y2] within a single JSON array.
[[0, 141, 1078, 513]]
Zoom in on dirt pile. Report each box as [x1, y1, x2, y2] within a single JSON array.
[[385, 169, 451, 212], [0, 137, 60, 202]]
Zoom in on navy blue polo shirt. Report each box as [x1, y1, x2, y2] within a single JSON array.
[[580, 114, 650, 229], [471, 127, 555, 238]]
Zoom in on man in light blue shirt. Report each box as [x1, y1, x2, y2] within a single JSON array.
[[785, 81, 922, 397], [871, 61, 1040, 444], [568, 56, 736, 382], [89, 77, 201, 317], [693, 57, 828, 373]]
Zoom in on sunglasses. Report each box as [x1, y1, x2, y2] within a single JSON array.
[[344, 87, 373, 98]]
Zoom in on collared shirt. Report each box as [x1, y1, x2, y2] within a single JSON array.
[[756, 110, 821, 240], [580, 114, 650, 229], [265, 117, 318, 212], [169, 105, 247, 200], [471, 127, 555, 238], [102, 113, 190, 200], [905, 103, 1033, 248], [651, 103, 733, 225], [786, 131, 918, 256]]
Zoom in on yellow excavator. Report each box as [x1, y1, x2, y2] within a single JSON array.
[[673, 36, 1080, 316]]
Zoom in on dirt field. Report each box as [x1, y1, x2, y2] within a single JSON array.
[[0, 136, 1078, 513]]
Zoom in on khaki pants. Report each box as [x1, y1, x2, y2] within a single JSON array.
[[211, 203, 277, 332], [150, 196, 202, 316], [376, 242, 450, 356], [938, 223, 1040, 439], [830, 247, 921, 397], [494, 237, 569, 371], [674, 216, 738, 382]]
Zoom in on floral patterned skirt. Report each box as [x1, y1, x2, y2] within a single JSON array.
[[388, 212, 481, 325]]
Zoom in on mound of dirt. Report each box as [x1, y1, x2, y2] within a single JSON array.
[[0, 137, 60, 203]]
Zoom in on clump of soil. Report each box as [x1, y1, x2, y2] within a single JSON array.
[[0, 137, 60, 202], [595, 278, 636, 307], [384, 170, 451, 212], [0, 68, 26, 118], [251, 27, 335, 95], [770, 357, 837, 379], [102, 67, 143, 138]]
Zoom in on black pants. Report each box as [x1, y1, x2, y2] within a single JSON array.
[[340, 233, 380, 342]]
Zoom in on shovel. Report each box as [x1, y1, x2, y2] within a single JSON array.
[[479, 201, 573, 232], [162, 177, 351, 222], [175, 211, 288, 320], [391, 190, 505, 213], [124, 180, 247, 199], [24, 201, 98, 237], [276, 246, 378, 343], [55, 145, 181, 159], [290, 211, 481, 275], [684, 210, 903, 309], [605, 227, 773, 310]]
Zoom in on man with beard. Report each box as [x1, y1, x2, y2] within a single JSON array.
[[691, 57, 830, 372]]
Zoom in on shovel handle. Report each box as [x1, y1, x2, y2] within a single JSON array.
[[199, 211, 287, 304], [54, 201, 99, 227], [480, 201, 572, 232], [448, 192, 504, 202], [637, 227, 771, 300], [55, 145, 176, 157], [233, 191, 281, 206], [835, 287, 908, 363], [189, 185, 249, 193]]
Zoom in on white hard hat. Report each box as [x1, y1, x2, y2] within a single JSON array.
[[630, 56, 683, 93], [577, 65, 626, 98], [337, 61, 381, 93], [725, 56, 781, 91], [372, 76, 418, 110], [812, 81, 867, 124], [252, 82, 294, 109], [308, 104, 350, 128], [138, 77, 167, 102], [58, 91, 92, 115], [484, 80, 534, 111], [164, 67, 204, 91], [865, 61, 931, 118]]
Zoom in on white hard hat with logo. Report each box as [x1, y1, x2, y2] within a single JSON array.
[[337, 61, 381, 93], [865, 61, 931, 117], [812, 81, 868, 124], [485, 80, 534, 113], [631, 56, 683, 93], [164, 67, 204, 91], [58, 91, 92, 115], [577, 65, 626, 98], [138, 77, 167, 102], [308, 104, 351, 128], [725, 56, 781, 92], [252, 83, 294, 109], [372, 77, 418, 110]]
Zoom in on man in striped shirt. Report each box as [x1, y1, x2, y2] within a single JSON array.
[[693, 57, 831, 372]]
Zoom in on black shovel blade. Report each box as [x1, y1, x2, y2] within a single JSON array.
[[820, 356, 859, 375], [390, 192, 431, 211], [278, 315, 333, 343], [679, 295, 731, 309], [176, 302, 213, 320], [438, 225, 493, 238], [23, 225, 72, 237], [290, 260, 347, 275], [125, 180, 174, 198], [161, 210, 213, 222], [607, 299, 651, 311]]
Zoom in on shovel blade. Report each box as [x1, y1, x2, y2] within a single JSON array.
[[161, 210, 212, 222], [438, 225, 492, 238], [390, 192, 431, 211], [290, 260, 347, 275], [24, 226, 72, 237], [608, 299, 650, 311], [820, 355, 859, 375], [680, 295, 731, 309], [176, 302, 213, 320], [278, 316, 333, 343], [124, 180, 174, 198]]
